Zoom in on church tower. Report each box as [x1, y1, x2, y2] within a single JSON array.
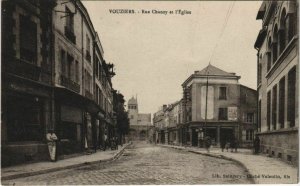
[[128, 96, 138, 126]]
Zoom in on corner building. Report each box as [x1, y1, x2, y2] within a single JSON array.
[[254, 0, 298, 164], [181, 65, 257, 148]]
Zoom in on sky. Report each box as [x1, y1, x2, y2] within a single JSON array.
[[82, 1, 262, 114]]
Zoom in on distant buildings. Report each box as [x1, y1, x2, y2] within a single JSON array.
[[1, 0, 121, 166], [128, 96, 152, 140], [254, 0, 298, 164], [153, 65, 257, 148]]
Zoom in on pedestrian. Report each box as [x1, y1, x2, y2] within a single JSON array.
[[204, 136, 211, 153], [46, 130, 58, 162], [220, 137, 226, 152], [254, 135, 260, 154], [225, 141, 230, 152], [230, 136, 238, 152]]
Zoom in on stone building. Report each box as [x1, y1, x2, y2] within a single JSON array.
[[1, 0, 56, 166], [153, 105, 167, 143], [181, 64, 257, 148], [127, 96, 152, 140], [254, 0, 298, 164], [1, 0, 116, 166]]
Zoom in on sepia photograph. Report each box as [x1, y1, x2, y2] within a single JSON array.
[[1, 0, 299, 185]]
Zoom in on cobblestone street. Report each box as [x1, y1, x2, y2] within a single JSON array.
[[3, 142, 252, 185]]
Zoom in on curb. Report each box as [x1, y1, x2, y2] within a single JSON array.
[[1, 143, 131, 181], [159, 145, 256, 184]]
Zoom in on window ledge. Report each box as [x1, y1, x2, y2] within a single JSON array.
[[265, 36, 298, 79]]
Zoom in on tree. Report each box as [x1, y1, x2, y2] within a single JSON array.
[[113, 90, 129, 144]]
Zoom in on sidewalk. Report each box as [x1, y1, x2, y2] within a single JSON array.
[[1, 143, 131, 181], [160, 144, 298, 184]]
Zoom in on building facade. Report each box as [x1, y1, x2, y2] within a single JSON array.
[[180, 64, 257, 148], [1, 0, 116, 166], [254, 0, 298, 164], [127, 96, 152, 140]]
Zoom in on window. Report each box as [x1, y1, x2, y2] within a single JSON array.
[[246, 113, 254, 123], [246, 130, 253, 141], [65, 7, 74, 33], [7, 95, 43, 142], [218, 108, 228, 120], [272, 26, 278, 63], [288, 13, 296, 41], [61, 50, 66, 74], [267, 39, 272, 71], [287, 66, 296, 127], [65, 7, 75, 44], [272, 85, 277, 130], [279, 77, 285, 128], [75, 60, 79, 82], [258, 63, 262, 84], [219, 87, 227, 100], [267, 91, 271, 130], [67, 54, 73, 80], [130, 115, 134, 119], [85, 35, 91, 62], [279, 9, 287, 53], [20, 15, 37, 64]]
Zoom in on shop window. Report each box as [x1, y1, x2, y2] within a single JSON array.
[[218, 108, 228, 120], [219, 87, 227, 100], [7, 95, 43, 142], [287, 66, 296, 127], [20, 15, 37, 64]]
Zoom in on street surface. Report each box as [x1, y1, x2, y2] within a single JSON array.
[[3, 142, 252, 185]]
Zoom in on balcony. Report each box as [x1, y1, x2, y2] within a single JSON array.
[[64, 26, 76, 44], [60, 75, 80, 93], [5, 57, 41, 81], [85, 90, 93, 100], [85, 50, 91, 62]]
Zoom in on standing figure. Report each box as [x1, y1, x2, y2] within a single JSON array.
[[46, 130, 58, 162], [254, 135, 260, 154], [220, 137, 226, 152], [204, 136, 211, 153]]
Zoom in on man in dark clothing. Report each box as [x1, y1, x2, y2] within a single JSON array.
[[204, 136, 211, 153], [220, 137, 226, 152], [254, 135, 260, 154], [230, 136, 238, 152]]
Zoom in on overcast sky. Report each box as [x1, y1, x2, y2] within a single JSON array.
[[82, 1, 262, 114]]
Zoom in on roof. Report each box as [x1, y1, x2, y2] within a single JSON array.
[[182, 64, 240, 86], [128, 96, 137, 105], [196, 64, 236, 77]]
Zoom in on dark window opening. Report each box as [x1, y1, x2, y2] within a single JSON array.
[[272, 85, 277, 130], [246, 113, 254, 123], [267, 91, 271, 130], [279, 77, 285, 128], [20, 15, 37, 64], [258, 100, 261, 132], [218, 108, 228, 120], [288, 14, 296, 41], [287, 66, 296, 127], [7, 95, 44, 142], [219, 87, 227, 100]]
